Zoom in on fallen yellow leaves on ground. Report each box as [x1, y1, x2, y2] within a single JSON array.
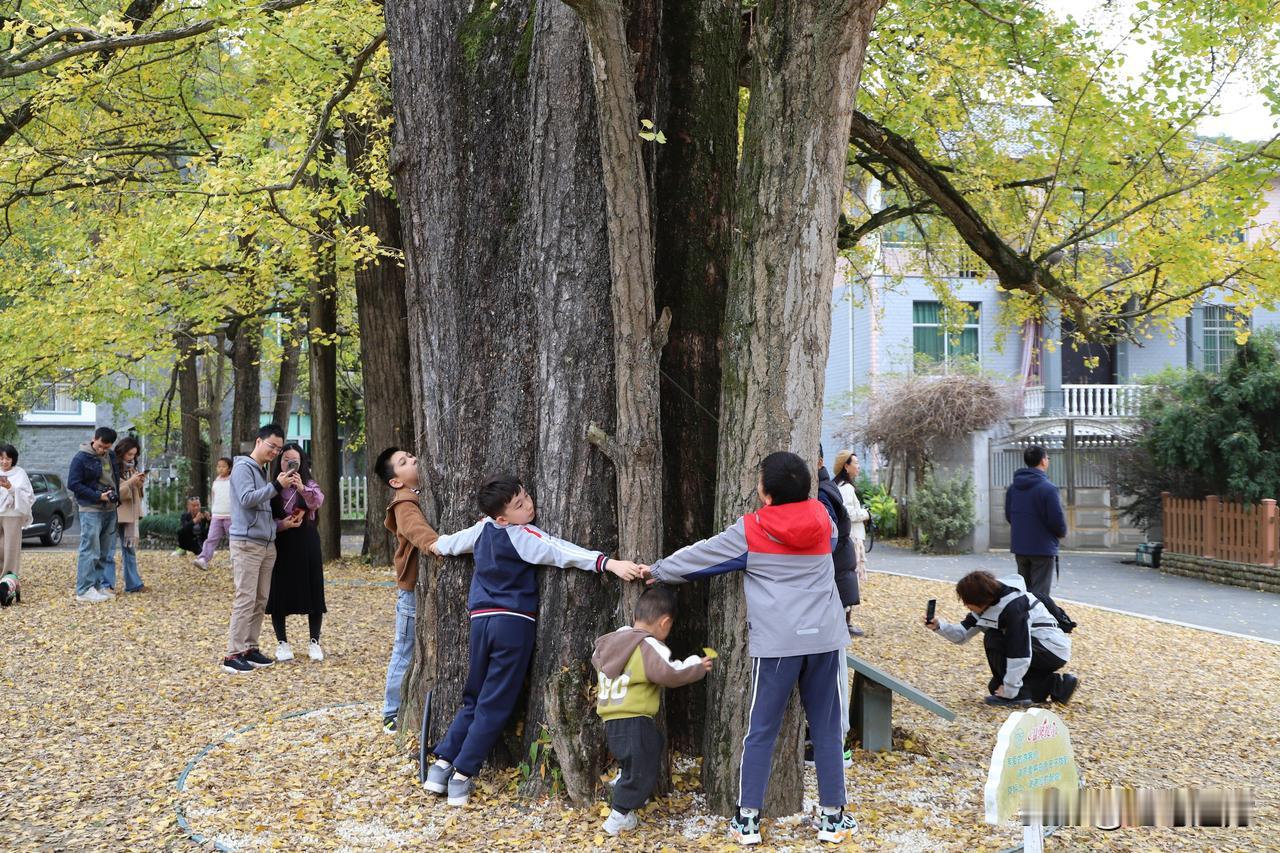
[[2, 552, 1277, 851]]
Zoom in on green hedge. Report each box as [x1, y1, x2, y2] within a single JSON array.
[[138, 511, 183, 543]]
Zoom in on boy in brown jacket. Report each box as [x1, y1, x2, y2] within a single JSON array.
[[375, 446, 440, 734]]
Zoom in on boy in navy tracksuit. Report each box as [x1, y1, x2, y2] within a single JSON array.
[[645, 452, 858, 846], [424, 473, 643, 806]]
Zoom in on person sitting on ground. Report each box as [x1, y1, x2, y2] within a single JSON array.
[[925, 570, 1078, 707], [592, 585, 712, 837], [178, 497, 210, 557], [423, 473, 644, 808], [373, 446, 439, 735]]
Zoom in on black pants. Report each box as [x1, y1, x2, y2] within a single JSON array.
[[984, 631, 1067, 701], [605, 716, 663, 813], [272, 612, 323, 644], [1015, 554, 1055, 600]]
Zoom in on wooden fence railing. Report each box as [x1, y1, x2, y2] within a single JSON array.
[[1162, 492, 1279, 566]]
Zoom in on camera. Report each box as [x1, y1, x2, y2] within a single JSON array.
[[104, 489, 118, 504]]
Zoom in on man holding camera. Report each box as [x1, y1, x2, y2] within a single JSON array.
[[69, 426, 122, 603]]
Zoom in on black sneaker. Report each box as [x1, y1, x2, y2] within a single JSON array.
[[1051, 673, 1079, 704], [221, 655, 254, 674], [729, 809, 762, 845], [241, 648, 274, 668], [803, 742, 815, 767], [983, 693, 1032, 707], [382, 715, 398, 734]]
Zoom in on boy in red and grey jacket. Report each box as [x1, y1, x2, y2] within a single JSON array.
[[644, 451, 858, 846]]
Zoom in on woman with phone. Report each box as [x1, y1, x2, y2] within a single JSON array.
[[111, 436, 148, 593], [265, 443, 327, 662], [0, 443, 35, 582]]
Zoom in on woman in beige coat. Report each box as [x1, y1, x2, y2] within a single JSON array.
[[111, 436, 148, 593]]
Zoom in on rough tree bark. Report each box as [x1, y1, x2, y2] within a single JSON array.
[[309, 213, 342, 562], [385, 1, 620, 803], [229, 317, 262, 455], [652, 0, 738, 749], [271, 327, 301, 430], [562, 0, 666, 621], [344, 119, 413, 568], [703, 0, 884, 817], [176, 333, 207, 501], [201, 332, 228, 461]]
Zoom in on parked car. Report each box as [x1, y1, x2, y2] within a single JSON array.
[[22, 472, 75, 546]]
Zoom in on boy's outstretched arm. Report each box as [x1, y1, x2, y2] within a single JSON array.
[[638, 639, 711, 688], [431, 519, 486, 556], [393, 501, 439, 553], [647, 518, 748, 584], [507, 524, 642, 580]]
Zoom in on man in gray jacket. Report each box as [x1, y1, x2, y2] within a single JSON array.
[[644, 451, 857, 847], [221, 423, 299, 674]]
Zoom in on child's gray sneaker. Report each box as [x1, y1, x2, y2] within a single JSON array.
[[446, 774, 474, 807], [424, 762, 453, 795], [602, 808, 639, 836], [817, 810, 858, 843]]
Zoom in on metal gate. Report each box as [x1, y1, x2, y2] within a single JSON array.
[[989, 418, 1142, 550]]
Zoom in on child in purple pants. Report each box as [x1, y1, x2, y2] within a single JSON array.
[[194, 457, 233, 570]]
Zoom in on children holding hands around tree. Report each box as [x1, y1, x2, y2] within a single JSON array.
[[423, 472, 643, 807]]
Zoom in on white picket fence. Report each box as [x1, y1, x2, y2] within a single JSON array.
[[338, 475, 368, 520]]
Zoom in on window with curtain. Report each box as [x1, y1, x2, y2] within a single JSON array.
[[31, 382, 80, 414], [1203, 305, 1246, 373], [913, 301, 980, 367]]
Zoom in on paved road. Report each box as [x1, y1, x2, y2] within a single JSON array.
[[869, 543, 1280, 644]]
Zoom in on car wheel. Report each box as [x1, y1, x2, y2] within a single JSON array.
[[41, 513, 64, 546]]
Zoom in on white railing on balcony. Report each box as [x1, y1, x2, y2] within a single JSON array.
[[1022, 384, 1145, 418]]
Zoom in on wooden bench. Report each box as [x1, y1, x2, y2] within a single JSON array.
[[847, 652, 956, 752]]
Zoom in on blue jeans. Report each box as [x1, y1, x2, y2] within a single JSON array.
[[104, 522, 144, 592], [75, 511, 117, 595], [382, 589, 417, 718]]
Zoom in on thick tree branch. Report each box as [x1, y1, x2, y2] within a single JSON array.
[[0, 0, 309, 79], [847, 108, 1089, 327]]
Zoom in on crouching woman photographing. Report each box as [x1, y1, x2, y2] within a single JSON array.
[[925, 570, 1078, 707]]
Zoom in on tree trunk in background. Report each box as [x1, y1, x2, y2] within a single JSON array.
[[177, 333, 206, 501], [386, 4, 620, 803], [201, 333, 228, 461], [703, 0, 882, 817], [229, 317, 261, 456], [652, 0, 738, 751], [309, 203, 343, 563], [272, 328, 301, 432], [345, 118, 413, 568]]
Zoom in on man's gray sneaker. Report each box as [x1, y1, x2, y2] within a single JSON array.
[[446, 774, 474, 807], [424, 762, 453, 795]]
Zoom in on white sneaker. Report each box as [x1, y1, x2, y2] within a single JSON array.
[[74, 589, 108, 603], [275, 642, 294, 662], [193, 557, 208, 570], [97, 587, 116, 598], [308, 640, 324, 662], [171, 549, 185, 557], [602, 809, 639, 836]]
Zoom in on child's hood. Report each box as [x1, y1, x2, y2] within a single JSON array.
[[592, 626, 652, 679], [751, 499, 832, 551]]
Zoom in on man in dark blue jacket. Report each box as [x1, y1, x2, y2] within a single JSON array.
[[1005, 445, 1067, 602], [69, 426, 121, 603]]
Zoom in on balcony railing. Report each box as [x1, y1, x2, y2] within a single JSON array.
[[1022, 384, 1145, 418]]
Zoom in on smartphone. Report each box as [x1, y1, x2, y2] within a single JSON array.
[[286, 459, 300, 473], [925, 599, 936, 622]]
